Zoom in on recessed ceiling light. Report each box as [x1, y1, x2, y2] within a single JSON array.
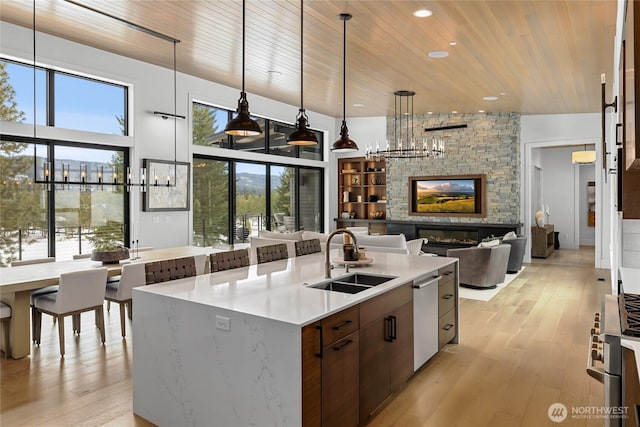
[[448, 41, 457, 46], [451, 110, 458, 114], [427, 112, 433, 115], [413, 9, 433, 18], [428, 51, 449, 59], [353, 103, 365, 108], [500, 92, 506, 96], [482, 96, 498, 101], [478, 110, 485, 113]]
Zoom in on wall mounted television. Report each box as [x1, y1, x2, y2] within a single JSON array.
[[408, 174, 486, 217]]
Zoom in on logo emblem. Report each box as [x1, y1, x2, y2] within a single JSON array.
[[548, 402, 568, 423]]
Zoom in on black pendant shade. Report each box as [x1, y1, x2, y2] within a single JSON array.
[[225, 0, 262, 136], [287, 0, 318, 146], [225, 92, 262, 136], [331, 13, 358, 152], [288, 109, 318, 145]]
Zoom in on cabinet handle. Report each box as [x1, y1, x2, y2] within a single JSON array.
[[384, 317, 393, 342], [332, 319, 353, 330], [442, 294, 454, 300], [390, 315, 397, 341], [316, 325, 323, 358], [333, 339, 354, 351], [443, 271, 453, 276], [443, 324, 454, 331]]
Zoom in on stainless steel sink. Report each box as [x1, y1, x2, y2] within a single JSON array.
[[307, 273, 397, 294]]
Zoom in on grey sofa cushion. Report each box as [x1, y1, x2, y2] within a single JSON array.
[[501, 236, 527, 273]]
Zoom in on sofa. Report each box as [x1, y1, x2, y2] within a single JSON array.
[[447, 243, 511, 289], [248, 230, 424, 263]]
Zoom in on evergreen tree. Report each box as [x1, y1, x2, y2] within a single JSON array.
[[0, 62, 25, 122], [192, 104, 230, 245]]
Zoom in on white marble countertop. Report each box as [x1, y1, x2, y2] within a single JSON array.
[[134, 250, 456, 327]]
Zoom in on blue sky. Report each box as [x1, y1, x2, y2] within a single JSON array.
[[5, 61, 124, 135]]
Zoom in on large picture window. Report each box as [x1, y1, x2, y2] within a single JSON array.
[[0, 136, 127, 265], [1, 59, 128, 135], [192, 155, 324, 247], [192, 101, 323, 161]]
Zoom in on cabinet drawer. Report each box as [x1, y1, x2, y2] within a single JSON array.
[[439, 263, 456, 282], [438, 279, 456, 314], [322, 305, 360, 345], [438, 308, 456, 349], [360, 283, 412, 326]]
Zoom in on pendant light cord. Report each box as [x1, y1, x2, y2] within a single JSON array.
[[242, 0, 246, 96], [173, 39, 177, 176], [300, 0, 304, 111], [342, 16, 346, 122], [32, 0, 36, 139]]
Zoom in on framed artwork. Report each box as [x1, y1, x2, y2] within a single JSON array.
[[142, 159, 190, 211]]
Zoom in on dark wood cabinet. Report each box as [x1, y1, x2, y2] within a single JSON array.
[[358, 284, 413, 423], [438, 264, 458, 350], [322, 331, 360, 427], [302, 305, 360, 427]]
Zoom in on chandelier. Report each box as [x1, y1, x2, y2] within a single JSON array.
[[366, 90, 445, 160]]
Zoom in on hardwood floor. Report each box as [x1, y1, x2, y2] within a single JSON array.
[[1, 247, 609, 426]]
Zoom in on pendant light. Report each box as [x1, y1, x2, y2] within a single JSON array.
[[331, 13, 359, 153], [224, 0, 262, 136], [287, 0, 318, 146]]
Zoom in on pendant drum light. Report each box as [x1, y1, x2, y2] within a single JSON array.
[[331, 13, 359, 152], [287, 0, 318, 146], [224, 0, 262, 136]]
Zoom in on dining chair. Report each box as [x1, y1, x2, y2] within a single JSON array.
[[145, 256, 197, 285], [256, 243, 289, 264], [209, 249, 250, 272], [105, 263, 146, 337], [294, 239, 321, 257], [0, 302, 11, 358], [194, 254, 209, 275], [31, 268, 108, 357]]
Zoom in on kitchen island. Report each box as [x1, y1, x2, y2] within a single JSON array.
[[133, 250, 458, 426]]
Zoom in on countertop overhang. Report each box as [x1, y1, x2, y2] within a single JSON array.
[[133, 250, 457, 327]]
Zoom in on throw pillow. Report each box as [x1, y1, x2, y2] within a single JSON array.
[[503, 231, 517, 240], [478, 239, 500, 248]]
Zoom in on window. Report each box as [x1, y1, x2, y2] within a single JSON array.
[[1, 59, 128, 135], [0, 136, 127, 265], [192, 101, 324, 160], [192, 155, 324, 246]]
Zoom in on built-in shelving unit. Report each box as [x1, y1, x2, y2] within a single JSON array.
[[337, 157, 386, 226]]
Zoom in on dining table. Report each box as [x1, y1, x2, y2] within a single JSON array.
[[0, 246, 214, 359]]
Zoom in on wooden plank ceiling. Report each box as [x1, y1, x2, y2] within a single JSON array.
[[1, 0, 617, 118]]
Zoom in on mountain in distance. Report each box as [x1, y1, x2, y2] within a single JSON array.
[[236, 172, 281, 193]]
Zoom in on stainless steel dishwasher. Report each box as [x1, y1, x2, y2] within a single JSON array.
[[413, 271, 440, 371]]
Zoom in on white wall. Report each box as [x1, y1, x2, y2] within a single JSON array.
[[520, 113, 611, 268], [1, 21, 336, 249]]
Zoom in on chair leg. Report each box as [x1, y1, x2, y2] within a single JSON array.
[[1, 319, 9, 358], [57, 315, 65, 357], [119, 302, 126, 338], [96, 307, 106, 344], [127, 301, 133, 320], [72, 314, 81, 335], [107, 300, 111, 312], [34, 309, 42, 345], [31, 306, 37, 343]]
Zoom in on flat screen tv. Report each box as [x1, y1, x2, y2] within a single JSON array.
[[409, 174, 486, 217]]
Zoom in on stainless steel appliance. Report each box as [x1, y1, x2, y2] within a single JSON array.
[[413, 272, 440, 371], [587, 289, 640, 427]]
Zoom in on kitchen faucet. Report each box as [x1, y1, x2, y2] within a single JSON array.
[[325, 228, 359, 279]]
